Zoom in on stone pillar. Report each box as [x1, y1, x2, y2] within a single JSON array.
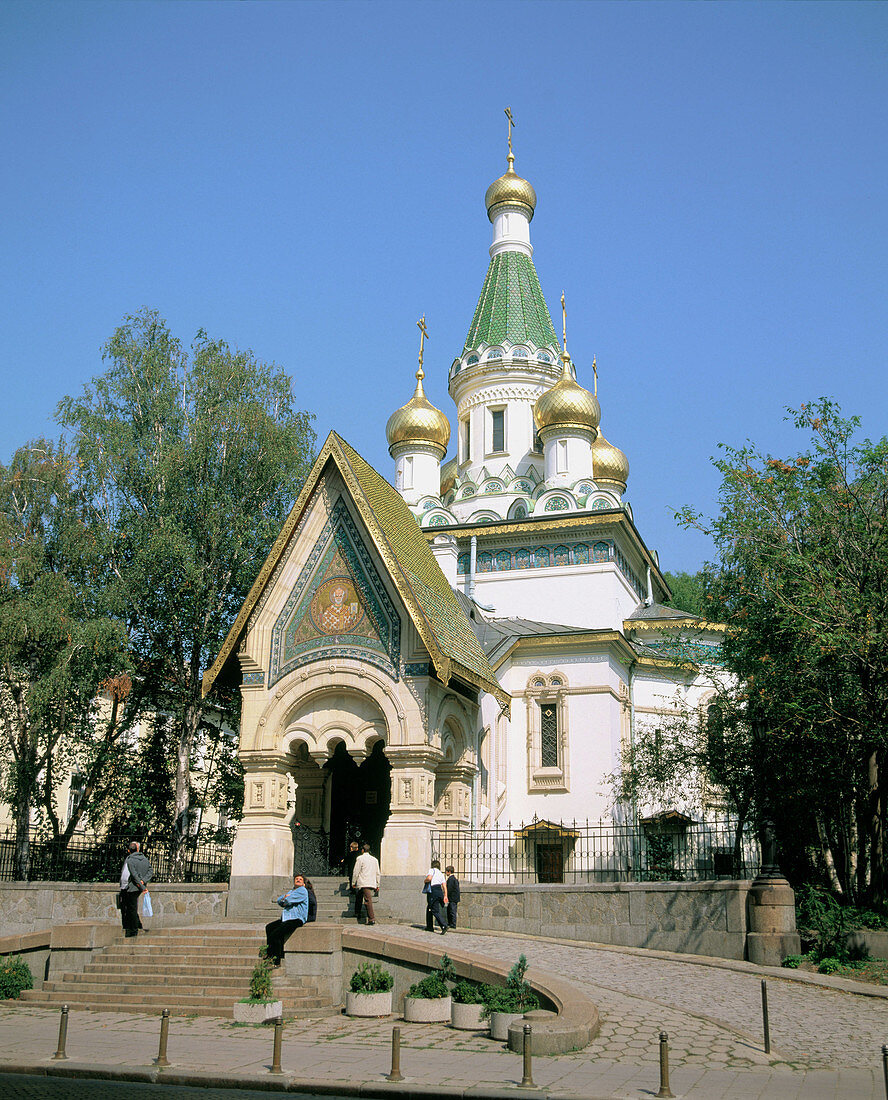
[[228, 754, 293, 918], [746, 878, 801, 966], [380, 749, 439, 877]]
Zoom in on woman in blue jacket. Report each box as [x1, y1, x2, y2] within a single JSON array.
[[265, 873, 309, 966]]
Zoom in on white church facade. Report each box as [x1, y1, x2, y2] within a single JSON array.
[[203, 139, 724, 903]]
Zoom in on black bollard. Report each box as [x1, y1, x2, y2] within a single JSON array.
[[882, 1044, 888, 1099], [761, 979, 770, 1054], [387, 1026, 404, 1082], [520, 1023, 534, 1088], [655, 1030, 674, 1099], [51, 1004, 69, 1061], [154, 1008, 170, 1067], [270, 1016, 283, 1074]]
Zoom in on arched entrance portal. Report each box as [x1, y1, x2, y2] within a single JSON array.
[[326, 740, 391, 860], [284, 687, 392, 875]]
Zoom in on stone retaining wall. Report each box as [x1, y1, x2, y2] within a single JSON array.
[[0, 882, 228, 936], [459, 880, 751, 959]]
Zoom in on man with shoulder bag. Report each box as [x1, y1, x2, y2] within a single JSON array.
[[119, 841, 153, 938]]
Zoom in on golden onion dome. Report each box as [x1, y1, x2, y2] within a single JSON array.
[[386, 370, 451, 457], [485, 153, 537, 222], [534, 355, 601, 436], [592, 430, 629, 489]]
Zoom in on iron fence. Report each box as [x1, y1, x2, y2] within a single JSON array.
[[0, 828, 233, 884], [431, 817, 760, 884]]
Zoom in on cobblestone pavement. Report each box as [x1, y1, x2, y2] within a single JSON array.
[[394, 925, 888, 1071], [2, 924, 888, 1097]]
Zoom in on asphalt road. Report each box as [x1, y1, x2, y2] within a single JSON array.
[[0, 1076, 356, 1099]]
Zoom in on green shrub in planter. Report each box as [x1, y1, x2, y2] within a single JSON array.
[[451, 979, 493, 1005], [246, 956, 274, 1003], [407, 972, 449, 999], [0, 957, 33, 1000], [349, 962, 393, 994], [481, 954, 539, 1018]]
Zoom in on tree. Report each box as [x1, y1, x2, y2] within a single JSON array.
[[0, 441, 129, 876], [58, 309, 315, 858], [680, 400, 888, 903], [663, 571, 710, 618]]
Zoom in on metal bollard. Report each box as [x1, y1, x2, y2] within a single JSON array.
[[270, 1016, 283, 1075], [761, 979, 771, 1054], [387, 1026, 404, 1082], [154, 1008, 170, 1067], [882, 1044, 888, 1099], [51, 1004, 69, 1061], [520, 1023, 534, 1088], [655, 1030, 674, 1099]]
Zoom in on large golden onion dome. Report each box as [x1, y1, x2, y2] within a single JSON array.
[[386, 370, 451, 457], [440, 455, 457, 497], [485, 153, 537, 222], [592, 430, 629, 489], [534, 355, 601, 437]]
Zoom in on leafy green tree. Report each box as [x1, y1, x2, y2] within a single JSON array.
[[0, 441, 129, 876], [663, 571, 710, 618], [680, 400, 888, 903], [58, 309, 315, 858]]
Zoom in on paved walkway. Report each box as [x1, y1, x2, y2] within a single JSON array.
[[1, 924, 887, 1098]]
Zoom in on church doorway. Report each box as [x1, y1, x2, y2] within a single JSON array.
[[325, 740, 391, 865]]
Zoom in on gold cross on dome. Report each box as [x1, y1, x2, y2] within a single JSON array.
[[592, 355, 598, 396], [505, 106, 515, 158], [560, 291, 568, 356], [416, 314, 429, 377]]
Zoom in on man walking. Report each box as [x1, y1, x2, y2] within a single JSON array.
[[119, 841, 153, 938], [351, 843, 380, 925]]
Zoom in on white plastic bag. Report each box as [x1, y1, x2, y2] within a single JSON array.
[[142, 891, 153, 918]]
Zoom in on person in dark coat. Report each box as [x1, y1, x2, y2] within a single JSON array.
[[445, 866, 461, 929], [304, 877, 318, 923], [119, 841, 153, 938]]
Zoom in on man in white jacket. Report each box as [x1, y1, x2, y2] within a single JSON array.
[[350, 843, 380, 925]]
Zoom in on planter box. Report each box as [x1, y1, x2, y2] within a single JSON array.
[[404, 994, 452, 1022], [451, 1001, 488, 1031], [490, 1009, 525, 1041], [346, 990, 393, 1018], [233, 999, 282, 1024]]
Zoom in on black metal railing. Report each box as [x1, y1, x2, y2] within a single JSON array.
[[0, 828, 233, 884], [431, 817, 760, 884]]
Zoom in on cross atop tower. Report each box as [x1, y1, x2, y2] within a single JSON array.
[[504, 106, 515, 160], [416, 314, 429, 379]]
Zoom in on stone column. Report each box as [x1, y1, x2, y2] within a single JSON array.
[[746, 822, 801, 965], [228, 753, 293, 918], [380, 748, 440, 876]]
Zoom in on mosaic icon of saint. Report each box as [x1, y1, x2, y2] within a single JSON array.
[[310, 577, 363, 635]]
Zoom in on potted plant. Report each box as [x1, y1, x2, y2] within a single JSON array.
[[345, 961, 394, 1017], [233, 951, 283, 1024], [483, 954, 539, 1041], [403, 954, 455, 1022], [450, 979, 495, 1031]]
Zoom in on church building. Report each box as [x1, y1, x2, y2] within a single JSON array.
[[203, 134, 722, 905]]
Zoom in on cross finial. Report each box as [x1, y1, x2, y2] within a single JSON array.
[[592, 355, 598, 397], [560, 291, 568, 358], [416, 314, 429, 379], [504, 106, 515, 164]]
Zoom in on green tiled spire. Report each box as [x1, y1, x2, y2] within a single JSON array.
[[462, 251, 559, 355]]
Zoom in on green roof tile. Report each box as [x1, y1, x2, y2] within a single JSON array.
[[462, 250, 558, 354]]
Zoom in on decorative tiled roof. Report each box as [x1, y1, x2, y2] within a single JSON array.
[[462, 251, 558, 355], [203, 432, 508, 712]]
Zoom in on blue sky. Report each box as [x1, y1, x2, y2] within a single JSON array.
[[2, 1, 885, 572]]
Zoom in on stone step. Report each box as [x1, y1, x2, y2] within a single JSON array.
[[77, 962, 255, 980], [22, 987, 333, 1011]]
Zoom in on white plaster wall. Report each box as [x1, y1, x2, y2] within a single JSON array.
[[393, 446, 441, 506], [543, 431, 593, 486], [463, 563, 640, 628]]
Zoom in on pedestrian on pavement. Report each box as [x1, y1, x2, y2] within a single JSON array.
[[119, 841, 153, 939], [445, 865, 460, 928], [351, 843, 380, 925], [265, 873, 309, 966], [424, 859, 448, 934], [341, 840, 361, 915]]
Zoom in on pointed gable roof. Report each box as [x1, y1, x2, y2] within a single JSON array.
[[202, 432, 508, 711]]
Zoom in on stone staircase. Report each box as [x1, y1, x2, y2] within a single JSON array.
[[231, 875, 393, 925], [19, 925, 342, 1018]]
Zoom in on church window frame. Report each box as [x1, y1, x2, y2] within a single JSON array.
[[461, 417, 471, 464], [489, 407, 506, 455], [525, 670, 570, 793]]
